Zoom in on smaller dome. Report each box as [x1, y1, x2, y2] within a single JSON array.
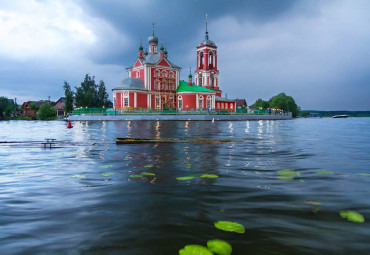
[[139, 45, 143, 51], [148, 34, 158, 44], [188, 73, 192, 78], [198, 39, 216, 47], [114, 78, 146, 90]]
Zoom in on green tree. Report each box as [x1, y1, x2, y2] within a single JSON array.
[[29, 102, 38, 110], [269, 93, 299, 117], [0, 97, 9, 118], [63, 81, 74, 114], [97, 80, 110, 107], [252, 98, 270, 109], [75, 74, 98, 108], [37, 103, 56, 120]]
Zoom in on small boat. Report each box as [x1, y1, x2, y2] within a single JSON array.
[[332, 115, 349, 118]]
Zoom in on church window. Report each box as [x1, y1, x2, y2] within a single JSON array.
[[206, 96, 211, 109], [199, 52, 204, 67], [155, 95, 161, 109], [217, 102, 220, 109], [209, 51, 214, 68], [210, 73, 214, 88], [221, 103, 224, 109], [225, 104, 228, 110], [136, 72, 139, 78], [198, 95, 204, 109], [170, 72, 174, 78], [178, 96, 183, 110], [124, 98, 129, 107], [154, 70, 159, 77], [199, 73, 203, 86], [170, 83, 175, 90]]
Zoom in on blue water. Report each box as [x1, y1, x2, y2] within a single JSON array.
[[0, 118, 369, 254]]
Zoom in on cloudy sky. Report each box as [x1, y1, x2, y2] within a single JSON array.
[[1, 0, 369, 110]]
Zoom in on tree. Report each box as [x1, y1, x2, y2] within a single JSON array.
[[252, 98, 270, 109], [97, 80, 110, 107], [269, 93, 299, 117], [0, 97, 9, 118], [29, 102, 38, 110], [37, 103, 56, 120], [63, 81, 74, 114], [75, 74, 98, 108]]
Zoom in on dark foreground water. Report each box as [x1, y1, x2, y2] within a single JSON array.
[[0, 118, 369, 255]]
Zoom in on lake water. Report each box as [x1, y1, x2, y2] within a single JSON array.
[[0, 118, 369, 255]]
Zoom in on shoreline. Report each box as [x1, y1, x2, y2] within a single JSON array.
[[68, 114, 292, 121]]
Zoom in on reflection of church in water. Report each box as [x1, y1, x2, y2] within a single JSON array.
[[113, 20, 236, 112]]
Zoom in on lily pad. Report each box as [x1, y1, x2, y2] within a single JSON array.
[[179, 245, 213, 255], [275, 176, 294, 181], [71, 175, 86, 179], [200, 174, 219, 178], [129, 174, 143, 178], [358, 173, 370, 177], [316, 170, 332, 174], [214, 221, 245, 234], [142, 172, 155, 176], [277, 169, 300, 177], [207, 239, 232, 255], [340, 211, 365, 223], [144, 164, 154, 168], [101, 172, 114, 177], [99, 165, 113, 168], [176, 176, 196, 181]]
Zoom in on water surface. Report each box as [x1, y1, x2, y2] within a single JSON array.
[[1, 118, 369, 254]]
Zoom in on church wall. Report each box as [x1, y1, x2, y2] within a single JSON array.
[[137, 93, 147, 108]]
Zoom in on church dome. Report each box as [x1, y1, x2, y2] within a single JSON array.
[[198, 39, 216, 47], [114, 78, 146, 90], [148, 34, 158, 44]]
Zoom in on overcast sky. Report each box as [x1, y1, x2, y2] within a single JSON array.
[[1, 0, 369, 110]]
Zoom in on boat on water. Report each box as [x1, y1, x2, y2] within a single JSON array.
[[332, 115, 349, 118]]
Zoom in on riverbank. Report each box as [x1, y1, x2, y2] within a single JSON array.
[[69, 113, 292, 121]]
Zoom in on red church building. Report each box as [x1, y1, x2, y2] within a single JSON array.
[[113, 21, 236, 112]]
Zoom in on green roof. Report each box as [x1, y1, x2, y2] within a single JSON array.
[[176, 80, 215, 93]]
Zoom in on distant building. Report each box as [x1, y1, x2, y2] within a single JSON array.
[[21, 101, 53, 117], [54, 97, 65, 116], [112, 20, 236, 112], [236, 99, 247, 108]]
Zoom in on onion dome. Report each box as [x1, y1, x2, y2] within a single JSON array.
[[144, 47, 148, 56], [139, 42, 143, 51], [148, 34, 158, 44], [160, 43, 164, 51], [188, 72, 192, 78]]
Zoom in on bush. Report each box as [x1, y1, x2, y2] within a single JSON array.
[[37, 103, 56, 120]]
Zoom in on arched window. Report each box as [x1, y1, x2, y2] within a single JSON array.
[[206, 96, 211, 109], [210, 73, 214, 88], [199, 52, 204, 68], [198, 95, 204, 109], [154, 80, 159, 90], [217, 102, 220, 109], [178, 96, 183, 110], [162, 71, 168, 77], [221, 103, 224, 109], [225, 103, 228, 110], [209, 51, 214, 68], [154, 70, 159, 77], [155, 95, 161, 109], [198, 73, 203, 86], [170, 72, 174, 78]]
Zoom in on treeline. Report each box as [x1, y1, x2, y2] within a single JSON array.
[[63, 74, 110, 113], [0, 97, 16, 119], [251, 93, 300, 117], [300, 111, 370, 117]]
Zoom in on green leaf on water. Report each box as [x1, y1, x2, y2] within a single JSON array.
[[101, 172, 114, 177], [142, 172, 155, 176], [316, 170, 332, 174], [275, 176, 294, 181], [129, 174, 143, 178], [144, 164, 154, 168], [277, 169, 300, 177], [179, 245, 213, 255], [207, 239, 232, 255], [176, 176, 196, 181], [358, 173, 370, 176], [200, 174, 219, 178], [214, 221, 245, 234], [340, 211, 365, 223], [71, 175, 86, 179]]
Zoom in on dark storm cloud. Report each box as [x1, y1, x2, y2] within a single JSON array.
[[81, 0, 300, 65]]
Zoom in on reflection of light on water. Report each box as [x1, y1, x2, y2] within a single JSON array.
[[127, 121, 131, 132], [228, 122, 234, 134], [184, 121, 189, 135], [245, 121, 250, 133], [155, 121, 161, 138], [257, 120, 264, 137]]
